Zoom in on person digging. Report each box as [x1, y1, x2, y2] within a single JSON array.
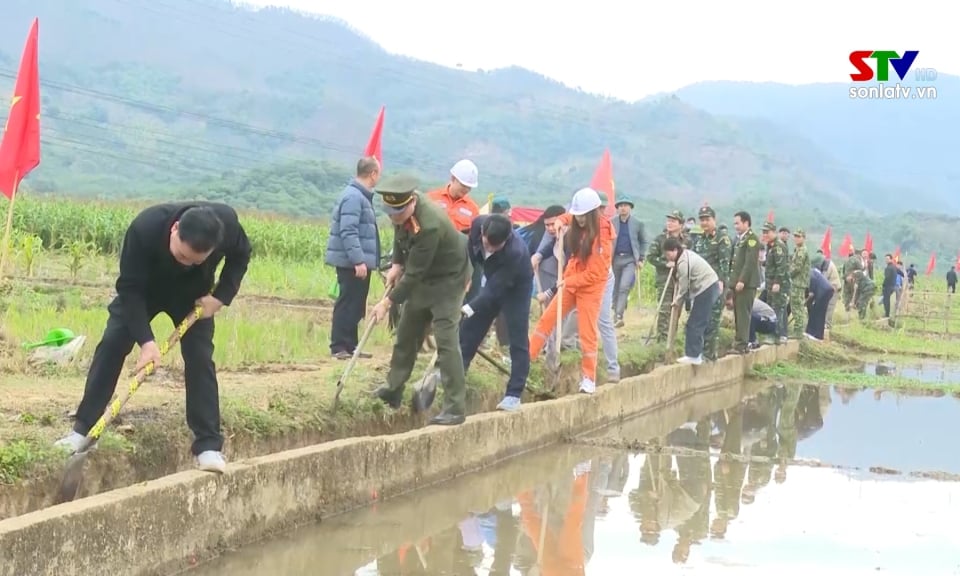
[[54, 203, 251, 473], [369, 174, 473, 426]]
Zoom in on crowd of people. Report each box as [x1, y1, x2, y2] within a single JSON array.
[[44, 153, 902, 473]]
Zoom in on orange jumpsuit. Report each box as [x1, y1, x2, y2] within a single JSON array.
[[518, 473, 590, 576], [426, 185, 479, 232], [530, 213, 613, 382]]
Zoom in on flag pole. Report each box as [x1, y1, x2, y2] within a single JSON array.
[[0, 170, 20, 278]]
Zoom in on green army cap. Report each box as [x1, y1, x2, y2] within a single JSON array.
[[698, 205, 716, 219], [375, 173, 420, 214], [666, 210, 684, 222], [811, 254, 824, 268], [793, 228, 806, 238], [761, 221, 777, 233], [614, 197, 634, 208], [491, 196, 511, 213]]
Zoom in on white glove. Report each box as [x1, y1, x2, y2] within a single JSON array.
[[461, 304, 474, 318]]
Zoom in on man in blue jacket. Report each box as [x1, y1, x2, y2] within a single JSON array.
[[325, 157, 382, 359], [460, 214, 534, 411], [804, 266, 835, 341]]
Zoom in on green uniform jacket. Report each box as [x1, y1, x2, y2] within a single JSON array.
[[693, 230, 732, 287], [764, 239, 790, 289], [854, 269, 876, 292], [390, 193, 471, 306], [790, 245, 811, 290], [646, 231, 690, 280], [843, 255, 863, 277], [730, 229, 761, 288]]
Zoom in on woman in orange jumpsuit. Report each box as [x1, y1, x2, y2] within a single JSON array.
[[529, 187, 613, 392]]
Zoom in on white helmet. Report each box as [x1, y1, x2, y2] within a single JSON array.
[[450, 159, 479, 188], [569, 187, 602, 216]]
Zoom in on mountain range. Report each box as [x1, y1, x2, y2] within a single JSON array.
[[0, 0, 956, 257]]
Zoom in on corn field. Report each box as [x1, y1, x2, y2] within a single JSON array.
[[8, 195, 392, 262]]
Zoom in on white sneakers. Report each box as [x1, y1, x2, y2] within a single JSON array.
[[677, 355, 703, 365], [579, 378, 596, 394], [53, 432, 226, 474]]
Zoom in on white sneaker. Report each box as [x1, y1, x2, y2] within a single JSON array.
[[196, 450, 227, 474], [677, 356, 703, 365], [578, 378, 596, 394], [54, 431, 91, 454]]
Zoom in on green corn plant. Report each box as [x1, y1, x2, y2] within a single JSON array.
[[67, 239, 99, 280], [17, 233, 43, 278]]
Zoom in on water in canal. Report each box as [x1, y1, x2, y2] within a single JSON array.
[[189, 381, 960, 575]]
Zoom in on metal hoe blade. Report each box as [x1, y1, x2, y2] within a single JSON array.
[[411, 351, 440, 413]]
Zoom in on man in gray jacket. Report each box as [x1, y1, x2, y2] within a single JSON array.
[[610, 198, 647, 327], [325, 157, 382, 359], [665, 237, 720, 365]]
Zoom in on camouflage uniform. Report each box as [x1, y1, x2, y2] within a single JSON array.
[[853, 269, 876, 320], [761, 222, 790, 341], [841, 251, 862, 310], [692, 206, 731, 360], [646, 210, 690, 342], [788, 230, 811, 337]]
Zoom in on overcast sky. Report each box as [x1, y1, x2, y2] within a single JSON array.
[[237, 0, 953, 102]]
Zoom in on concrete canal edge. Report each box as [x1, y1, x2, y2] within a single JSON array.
[[0, 342, 797, 576]]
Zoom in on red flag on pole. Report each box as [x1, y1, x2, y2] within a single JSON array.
[[819, 227, 832, 259], [363, 106, 384, 166], [0, 17, 41, 200], [589, 149, 615, 217], [863, 232, 873, 254], [926, 252, 936, 276], [839, 233, 852, 258], [766, 210, 774, 223], [893, 245, 901, 263]]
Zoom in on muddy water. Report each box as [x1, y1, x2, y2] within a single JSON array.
[[864, 360, 960, 383], [187, 381, 960, 575]]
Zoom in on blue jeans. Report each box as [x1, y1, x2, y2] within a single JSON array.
[[684, 282, 721, 359], [750, 314, 777, 343]]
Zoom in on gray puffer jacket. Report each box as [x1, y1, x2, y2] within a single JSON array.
[[325, 179, 380, 269]]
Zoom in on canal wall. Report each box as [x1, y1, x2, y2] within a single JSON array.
[[0, 342, 797, 576]]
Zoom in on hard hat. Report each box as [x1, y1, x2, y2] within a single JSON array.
[[569, 187, 602, 216], [450, 159, 478, 188]]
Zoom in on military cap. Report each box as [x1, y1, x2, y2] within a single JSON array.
[[375, 173, 419, 214], [698, 205, 716, 219], [811, 254, 825, 268], [666, 210, 684, 222], [718, 223, 728, 231], [614, 197, 634, 208], [793, 228, 806, 237], [491, 196, 511, 213], [762, 221, 777, 232]]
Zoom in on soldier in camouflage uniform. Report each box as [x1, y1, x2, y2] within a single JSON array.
[[789, 229, 811, 337], [852, 268, 876, 320], [646, 210, 689, 342], [841, 247, 863, 311], [693, 205, 731, 360], [760, 222, 790, 343]]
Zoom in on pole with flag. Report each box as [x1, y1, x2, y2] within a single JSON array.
[[0, 18, 41, 278], [364, 105, 384, 166], [863, 232, 873, 254], [819, 226, 832, 259], [589, 149, 615, 218], [926, 252, 936, 276]]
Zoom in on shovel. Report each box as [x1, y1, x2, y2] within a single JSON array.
[[643, 267, 675, 345], [55, 305, 202, 504], [411, 350, 440, 413], [332, 287, 392, 412], [546, 231, 566, 392]]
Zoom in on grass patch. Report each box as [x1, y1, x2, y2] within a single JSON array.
[[831, 322, 960, 359], [752, 361, 960, 393]]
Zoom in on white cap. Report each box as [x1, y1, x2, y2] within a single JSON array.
[[450, 159, 478, 188], [569, 187, 602, 216]]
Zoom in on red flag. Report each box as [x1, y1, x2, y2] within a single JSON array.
[[766, 210, 774, 223], [863, 232, 873, 254], [820, 227, 832, 259], [0, 18, 41, 200], [893, 245, 901, 263], [589, 149, 615, 217], [363, 106, 384, 166], [926, 252, 936, 276], [839, 233, 852, 258]]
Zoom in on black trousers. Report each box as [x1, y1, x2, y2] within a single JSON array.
[[73, 297, 222, 455], [882, 287, 894, 317], [460, 286, 531, 398], [806, 293, 831, 340], [330, 266, 371, 354]]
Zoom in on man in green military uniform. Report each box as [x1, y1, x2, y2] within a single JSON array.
[[645, 210, 689, 342], [842, 246, 863, 311], [693, 205, 731, 360], [761, 222, 790, 343], [851, 268, 876, 320], [730, 211, 761, 353], [789, 229, 811, 337], [370, 174, 473, 426]]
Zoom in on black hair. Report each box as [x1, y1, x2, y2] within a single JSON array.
[[542, 204, 566, 220], [778, 227, 790, 233], [663, 236, 684, 253], [734, 211, 751, 226], [482, 214, 513, 246], [178, 206, 224, 253]]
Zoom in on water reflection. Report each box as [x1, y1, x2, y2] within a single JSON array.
[[863, 360, 960, 384], [191, 382, 960, 575]]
